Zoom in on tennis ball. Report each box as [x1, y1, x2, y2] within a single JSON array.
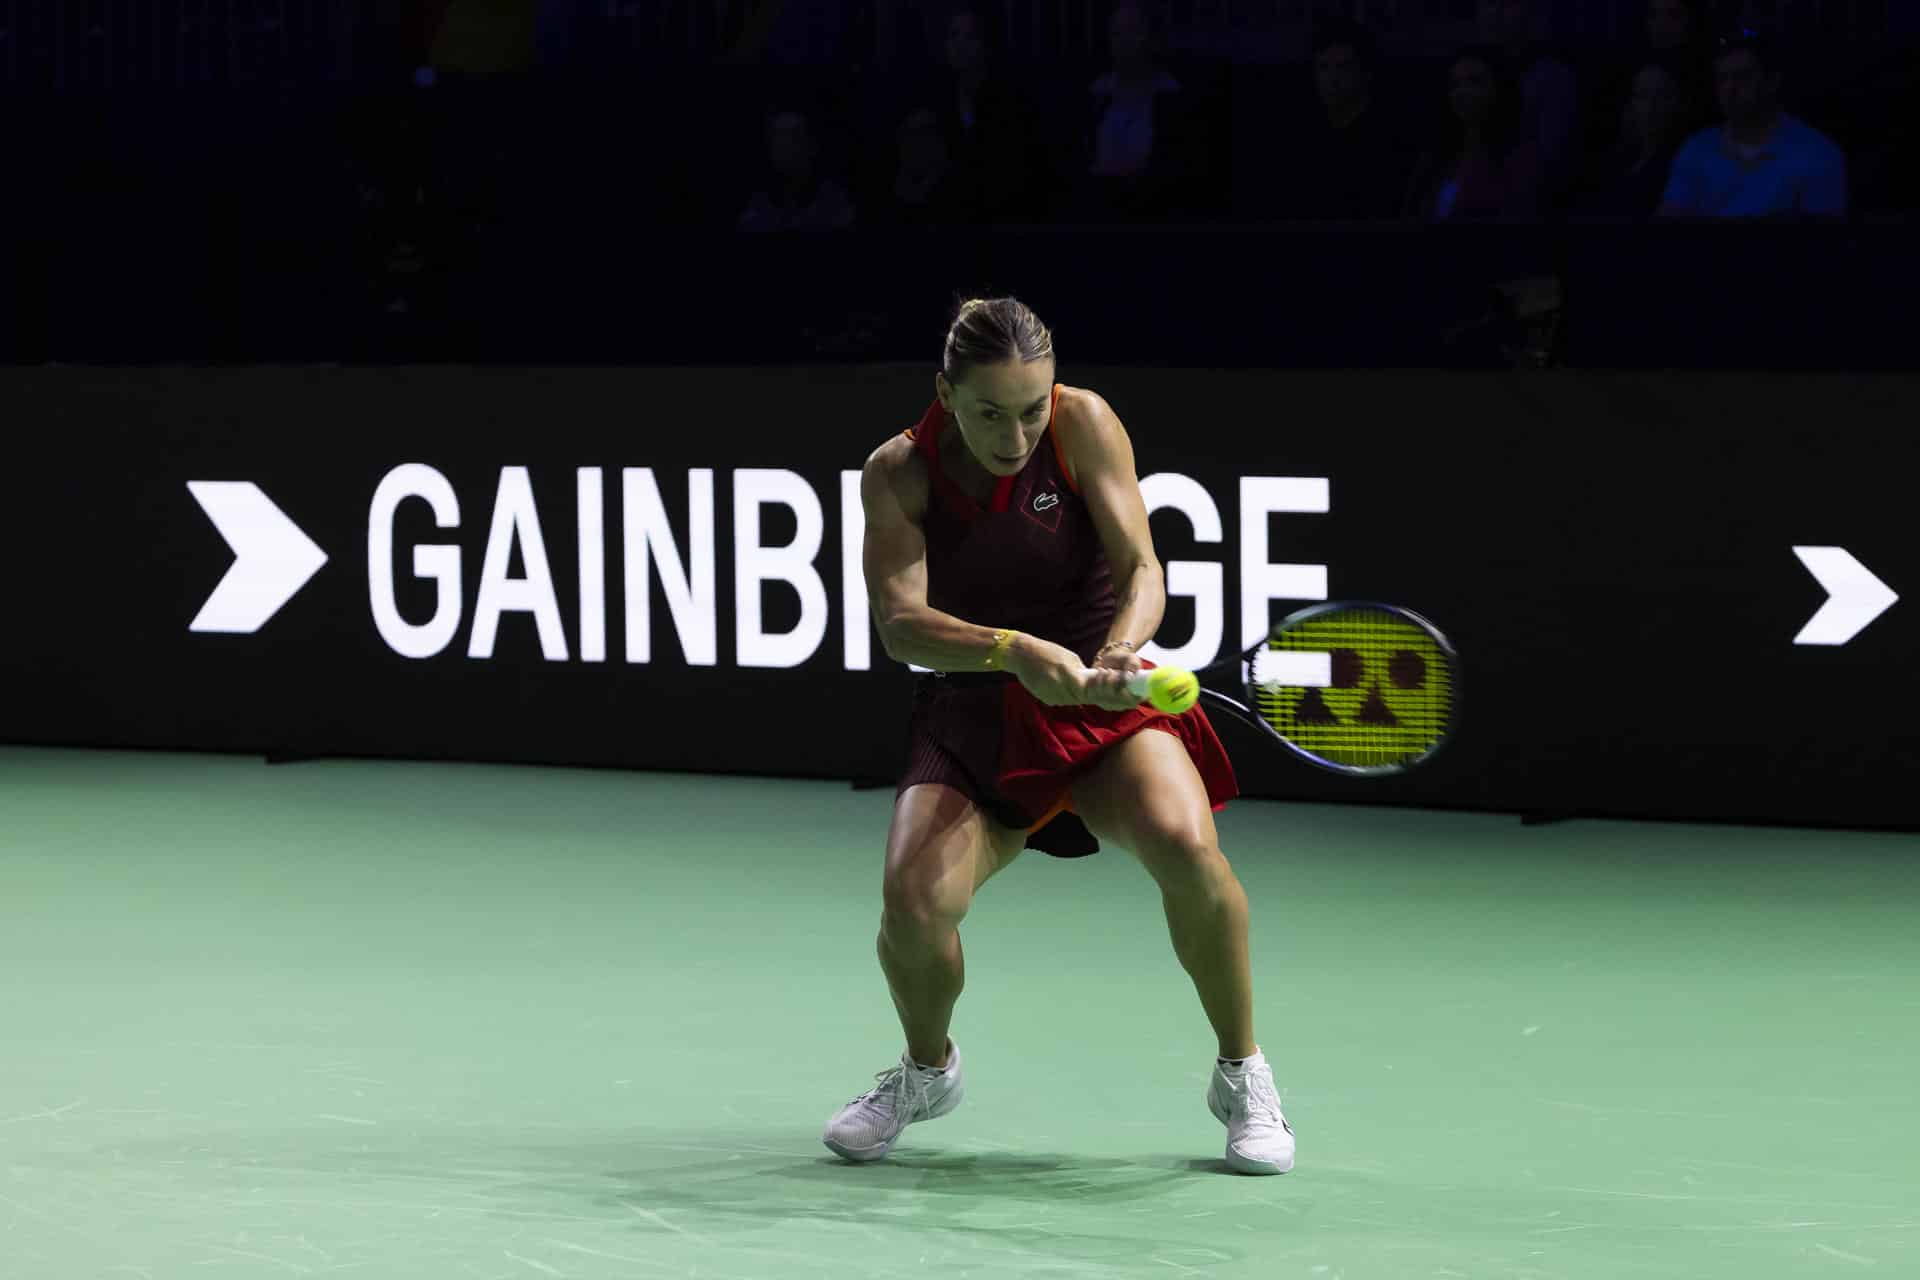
[[1145, 666, 1199, 715]]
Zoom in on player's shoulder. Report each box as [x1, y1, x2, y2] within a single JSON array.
[[864, 429, 929, 483], [862, 430, 929, 516], [864, 430, 917, 472], [1055, 384, 1109, 422], [1055, 384, 1128, 435], [1052, 384, 1131, 471]]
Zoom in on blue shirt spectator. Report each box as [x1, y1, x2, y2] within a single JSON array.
[[1660, 115, 1847, 218], [1658, 32, 1847, 219]]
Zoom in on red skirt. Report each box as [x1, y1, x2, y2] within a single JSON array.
[[897, 670, 1239, 858]]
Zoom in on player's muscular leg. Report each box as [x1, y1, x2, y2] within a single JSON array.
[[879, 784, 1024, 1068], [1074, 731, 1256, 1061]]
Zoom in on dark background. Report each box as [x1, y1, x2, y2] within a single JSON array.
[[1, 2, 1915, 367]]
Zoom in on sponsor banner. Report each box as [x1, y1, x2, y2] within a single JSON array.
[[6, 366, 1916, 828]]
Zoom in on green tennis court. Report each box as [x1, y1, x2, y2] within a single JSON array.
[[4, 745, 1916, 1279]]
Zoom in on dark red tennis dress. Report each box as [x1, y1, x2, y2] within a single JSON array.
[[894, 385, 1237, 857]]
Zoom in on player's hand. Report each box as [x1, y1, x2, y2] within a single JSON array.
[[1078, 664, 1140, 712], [1092, 643, 1144, 679], [1007, 636, 1138, 711], [1086, 645, 1145, 710]]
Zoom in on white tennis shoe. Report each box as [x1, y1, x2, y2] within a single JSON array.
[[1207, 1048, 1295, 1174], [822, 1039, 964, 1162]]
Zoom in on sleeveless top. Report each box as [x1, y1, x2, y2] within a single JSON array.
[[903, 385, 1117, 666]]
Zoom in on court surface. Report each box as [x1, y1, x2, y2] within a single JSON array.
[[3, 745, 1917, 1280]]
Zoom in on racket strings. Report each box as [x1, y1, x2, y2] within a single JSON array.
[[1251, 607, 1456, 770]]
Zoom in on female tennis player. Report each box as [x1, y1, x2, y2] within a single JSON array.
[[822, 296, 1294, 1175]]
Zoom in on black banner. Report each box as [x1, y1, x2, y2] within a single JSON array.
[[7, 366, 1916, 829]]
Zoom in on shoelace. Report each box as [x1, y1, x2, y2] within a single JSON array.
[[849, 1061, 933, 1119], [1238, 1070, 1285, 1129]]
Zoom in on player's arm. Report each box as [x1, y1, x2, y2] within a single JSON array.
[[861, 439, 1003, 671], [861, 438, 1133, 708], [1059, 391, 1165, 673]]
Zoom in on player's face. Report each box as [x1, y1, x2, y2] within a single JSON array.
[[940, 359, 1056, 476]]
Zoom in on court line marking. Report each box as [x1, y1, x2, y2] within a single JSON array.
[[1, 1098, 86, 1125], [301, 1069, 392, 1086], [1546, 1186, 1914, 1211], [198, 1242, 314, 1274], [540, 1240, 676, 1271], [618, 1200, 712, 1247], [1813, 1243, 1878, 1266]]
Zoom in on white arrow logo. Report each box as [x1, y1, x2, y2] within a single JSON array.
[[1792, 546, 1897, 646], [187, 482, 329, 633]]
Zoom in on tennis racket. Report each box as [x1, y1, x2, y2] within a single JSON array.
[[1126, 601, 1461, 777]]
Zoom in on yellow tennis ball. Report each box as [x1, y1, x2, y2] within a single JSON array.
[[1146, 665, 1199, 715]]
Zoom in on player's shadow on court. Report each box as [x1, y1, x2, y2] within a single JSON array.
[[780, 1149, 1227, 1198], [595, 1149, 1224, 1217], [584, 1151, 1254, 1267]]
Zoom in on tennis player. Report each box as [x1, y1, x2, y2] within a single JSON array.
[[823, 296, 1294, 1175]]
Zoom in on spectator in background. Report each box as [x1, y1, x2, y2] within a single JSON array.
[[1632, 1, 1715, 120], [1072, 1, 1200, 219], [738, 110, 857, 232], [921, 6, 1040, 223], [1404, 46, 1545, 221], [1592, 0, 1714, 157], [1477, 0, 1579, 195], [1647, 0, 1712, 57], [345, 84, 455, 330], [1659, 30, 1848, 219], [1576, 57, 1698, 217], [1245, 19, 1412, 220], [885, 107, 956, 225]]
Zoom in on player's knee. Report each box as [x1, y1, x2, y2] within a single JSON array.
[[881, 865, 969, 937], [1138, 822, 1227, 893]]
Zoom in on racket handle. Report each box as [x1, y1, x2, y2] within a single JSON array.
[[1123, 672, 1152, 700]]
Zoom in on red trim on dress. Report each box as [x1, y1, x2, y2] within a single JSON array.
[[988, 474, 1015, 512], [908, 400, 975, 524]]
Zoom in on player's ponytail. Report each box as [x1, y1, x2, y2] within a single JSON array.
[[942, 296, 1054, 386]]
